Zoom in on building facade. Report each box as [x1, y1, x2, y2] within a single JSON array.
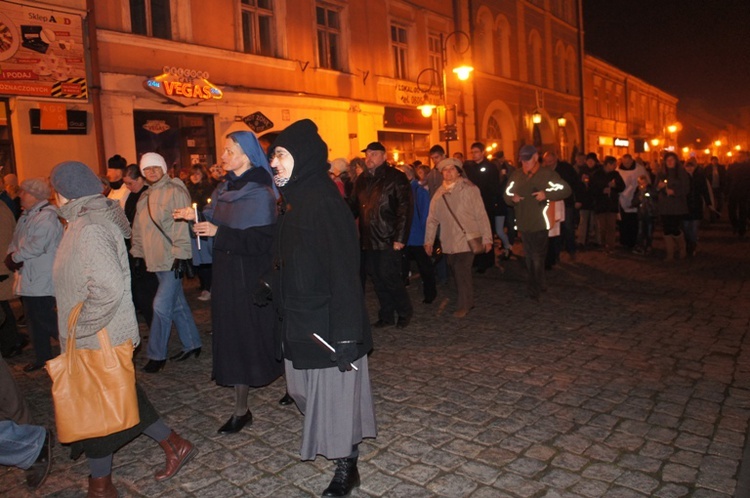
[[583, 54, 678, 161], [470, 0, 583, 162]]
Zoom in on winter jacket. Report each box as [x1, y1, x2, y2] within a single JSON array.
[[407, 179, 431, 247], [464, 158, 505, 217], [0, 203, 15, 301], [272, 119, 372, 369], [630, 184, 658, 219], [504, 166, 572, 232], [554, 161, 585, 209], [7, 200, 63, 296], [53, 195, 140, 351], [590, 169, 625, 214], [130, 175, 192, 272], [685, 168, 711, 221], [350, 163, 413, 250], [425, 178, 492, 254], [656, 165, 689, 216]]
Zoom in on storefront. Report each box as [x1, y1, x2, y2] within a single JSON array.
[[134, 111, 216, 174], [379, 106, 432, 164]]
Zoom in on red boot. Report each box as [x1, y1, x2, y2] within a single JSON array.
[[155, 431, 197, 481], [87, 475, 118, 497]]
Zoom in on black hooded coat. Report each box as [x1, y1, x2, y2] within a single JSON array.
[[270, 119, 373, 369]]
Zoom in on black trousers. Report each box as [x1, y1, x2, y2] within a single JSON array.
[[402, 246, 437, 302], [131, 271, 158, 329], [21, 295, 58, 365], [0, 300, 21, 355], [366, 248, 413, 323], [522, 230, 548, 299], [729, 193, 748, 236]]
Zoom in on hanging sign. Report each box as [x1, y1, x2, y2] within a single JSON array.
[[243, 111, 274, 133], [143, 66, 223, 107]]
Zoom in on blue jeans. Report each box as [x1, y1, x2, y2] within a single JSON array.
[[493, 216, 512, 249], [683, 219, 700, 244], [147, 272, 202, 361], [0, 420, 45, 469]]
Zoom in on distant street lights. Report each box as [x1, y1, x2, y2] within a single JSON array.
[[416, 31, 473, 155]]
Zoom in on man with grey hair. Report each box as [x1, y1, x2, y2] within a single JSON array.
[[5, 178, 63, 371]]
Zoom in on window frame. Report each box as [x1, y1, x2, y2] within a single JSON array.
[[391, 23, 409, 80], [315, 2, 343, 71], [238, 0, 276, 57], [129, 0, 173, 40]]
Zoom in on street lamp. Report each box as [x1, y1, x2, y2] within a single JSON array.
[[415, 31, 473, 155], [531, 110, 542, 124]]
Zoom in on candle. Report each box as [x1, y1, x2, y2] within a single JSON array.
[[192, 203, 200, 250]]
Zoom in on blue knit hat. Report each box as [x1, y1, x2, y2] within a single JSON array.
[[227, 131, 279, 198], [50, 161, 103, 199]]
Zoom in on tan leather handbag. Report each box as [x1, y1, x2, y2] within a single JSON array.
[[46, 302, 139, 443]]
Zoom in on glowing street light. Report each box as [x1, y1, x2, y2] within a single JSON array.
[[703, 148, 711, 154], [735, 145, 742, 151], [651, 138, 661, 147], [714, 140, 722, 147], [532, 111, 543, 124], [453, 65, 474, 81], [667, 124, 677, 134], [682, 147, 689, 154], [557, 117, 567, 128], [418, 104, 437, 118]]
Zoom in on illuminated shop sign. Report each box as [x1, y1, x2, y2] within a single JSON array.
[[614, 138, 630, 147], [143, 66, 223, 107]]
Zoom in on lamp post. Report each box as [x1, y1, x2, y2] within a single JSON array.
[[416, 31, 473, 156]]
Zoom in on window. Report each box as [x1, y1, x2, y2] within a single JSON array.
[[391, 24, 408, 80], [495, 15, 512, 78], [240, 0, 275, 57], [528, 30, 542, 86], [593, 88, 600, 116], [316, 4, 342, 70], [555, 42, 565, 91], [427, 32, 443, 87], [130, 0, 171, 39]]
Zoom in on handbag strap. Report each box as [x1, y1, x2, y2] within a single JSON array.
[[442, 195, 467, 235], [65, 302, 116, 372]]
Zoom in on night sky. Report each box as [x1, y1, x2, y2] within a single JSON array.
[[582, 0, 750, 111]]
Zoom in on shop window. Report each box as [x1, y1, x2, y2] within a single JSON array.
[[376, 131, 430, 165], [130, 0, 172, 40], [134, 111, 216, 176], [240, 0, 275, 57], [316, 3, 342, 70], [391, 24, 408, 80]]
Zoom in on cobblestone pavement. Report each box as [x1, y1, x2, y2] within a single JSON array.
[[2, 220, 749, 497]]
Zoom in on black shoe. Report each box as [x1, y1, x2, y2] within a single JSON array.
[[371, 319, 393, 328], [218, 410, 252, 434], [396, 316, 410, 329], [143, 359, 166, 373], [25, 428, 52, 489], [3, 336, 29, 358], [169, 347, 201, 361], [23, 362, 45, 373], [278, 393, 294, 406], [322, 457, 360, 497]]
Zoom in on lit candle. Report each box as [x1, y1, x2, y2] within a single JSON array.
[[192, 203, 200, 250]]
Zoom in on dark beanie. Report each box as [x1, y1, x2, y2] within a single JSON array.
[[50, 161, 103, 199]]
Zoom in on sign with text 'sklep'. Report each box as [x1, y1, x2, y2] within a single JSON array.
[[143, 66, 223, 107], [0, 1, 88, 100]]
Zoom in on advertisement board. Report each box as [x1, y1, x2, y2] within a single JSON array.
[[0, 1, 87, 100]]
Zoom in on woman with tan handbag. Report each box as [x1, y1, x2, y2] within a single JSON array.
[[49, 161, 197, 498]]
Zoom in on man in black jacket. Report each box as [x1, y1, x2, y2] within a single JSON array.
[[351, 142, 413, 328], [463, 142, 502, 272], [543, 151, 584, 261]]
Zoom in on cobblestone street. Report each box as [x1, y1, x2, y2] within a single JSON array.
[[2, 220, 749, 497]]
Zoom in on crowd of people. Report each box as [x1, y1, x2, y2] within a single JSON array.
[[1, 120, 749, 496]]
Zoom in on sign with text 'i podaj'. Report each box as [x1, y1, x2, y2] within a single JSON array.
[[0, 1, 88, 100], [143, 66, 223, 107]]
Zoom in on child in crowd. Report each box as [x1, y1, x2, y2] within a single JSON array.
[[631, 174, 658, 255]]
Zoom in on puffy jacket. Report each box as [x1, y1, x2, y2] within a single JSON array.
[[7, 200, 63, 296], [350, 163, 413, 250], [130, 175, 192, 272]]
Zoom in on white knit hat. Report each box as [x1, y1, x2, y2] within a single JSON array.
[[139, 152, 168, 174]]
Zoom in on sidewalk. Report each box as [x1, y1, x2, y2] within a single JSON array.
[[2, 220, 748, 497]]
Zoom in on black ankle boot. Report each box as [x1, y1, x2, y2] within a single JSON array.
[[322, 457, 360, 497]]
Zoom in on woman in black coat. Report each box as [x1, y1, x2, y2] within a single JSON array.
[[267, 119, 376, 498]]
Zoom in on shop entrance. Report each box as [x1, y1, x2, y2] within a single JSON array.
[[0, 99, 16, 174], [133, 111, 216, 176], [376, 131, 430, 165]]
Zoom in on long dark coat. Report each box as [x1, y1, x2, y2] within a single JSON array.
[[207, 168, 282, 387]]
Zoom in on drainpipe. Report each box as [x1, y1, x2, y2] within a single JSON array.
[[467, 0, 479, 146], [86, 0, 106, 174]]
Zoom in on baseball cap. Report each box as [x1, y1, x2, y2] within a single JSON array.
[[518, 144, 538, 162], [361, 142, 386, 153]]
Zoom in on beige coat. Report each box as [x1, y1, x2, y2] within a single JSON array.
[[425, 178, 492, 254], [0, 202, 15, 300]]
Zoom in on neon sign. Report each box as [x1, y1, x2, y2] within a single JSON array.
[[143, 66, 222, 106]]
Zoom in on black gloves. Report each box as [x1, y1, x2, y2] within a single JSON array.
[[171, 259, 194, 279], [331, 341, 359, 372], [252, 279, 273, 307], [3, 253, 23, 272]]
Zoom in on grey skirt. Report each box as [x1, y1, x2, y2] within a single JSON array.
[[285, 356, 377, 460]]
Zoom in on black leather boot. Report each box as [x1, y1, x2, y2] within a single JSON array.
[[321, 457, 360, 497]]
